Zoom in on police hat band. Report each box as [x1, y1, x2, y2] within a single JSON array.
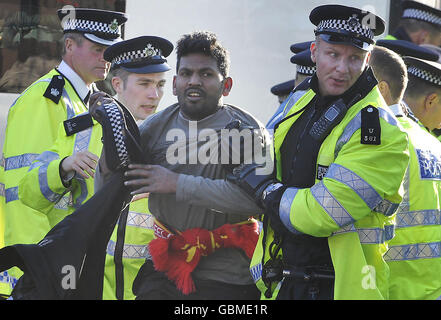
[[316, 17, 375, 42], [408, 66, 441, 86], [402, 8, 441, 27], [112, 44, 163, 66], [63, 18, 120, 36], [297, 65, 316, 75]]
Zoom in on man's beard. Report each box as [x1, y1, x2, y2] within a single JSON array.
[[178, 94, 222, 120]]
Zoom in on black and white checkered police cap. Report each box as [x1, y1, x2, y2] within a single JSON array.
[[290, 49, 316, 76], [58, 8, 128, 46], [104, 36, 174, 74], [404, 56, 441, 87], [401, 0, 441, 29], [309, 4, 386, 51]]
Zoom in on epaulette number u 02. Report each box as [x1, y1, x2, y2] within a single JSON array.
[[360, 106, 381, 145]]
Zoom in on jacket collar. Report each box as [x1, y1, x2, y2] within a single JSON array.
[[57, 60, 92, 102]]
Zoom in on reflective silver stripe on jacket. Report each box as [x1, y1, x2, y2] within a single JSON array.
[[385, 241, 441, 261], [72, 127, 93, 208], [29, 151, 59, 171], [396, 209, 441, 228], [31, 151, 72, 208], [123, 211, 154, 230], [106, 240, 151, 260], [310, 181, 355, 227], [38, 162, 65, 203], [279, 187, 303, 234], [250, 263, 263, 283], [0, 271, 18, 288], [0, 183, 4, 198], [332, 224, 395, 244], [4, 153, 39, 171], [54, 194, 72, 210], [325, 163, 399, 216], [5, 186, 18, 203]]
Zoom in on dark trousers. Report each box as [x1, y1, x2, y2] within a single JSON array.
[[133, 260, 260, 300], [276, 278, 334, 300]]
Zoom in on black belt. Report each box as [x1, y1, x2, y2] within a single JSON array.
[[263, 258, 335, 284]]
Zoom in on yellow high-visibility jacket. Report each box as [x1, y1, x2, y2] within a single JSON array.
[[1, 68, 88, 293], [386, 104, 441, 300], [251, 82, 409, 300]]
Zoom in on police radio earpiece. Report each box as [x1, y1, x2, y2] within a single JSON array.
[[309, 94, 361, 142]]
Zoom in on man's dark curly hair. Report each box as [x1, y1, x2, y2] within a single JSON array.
[[176, 31, 230, 78]]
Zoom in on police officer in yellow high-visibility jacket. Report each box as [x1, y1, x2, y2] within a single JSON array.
[[0, 8, 127, 296], [19, 36, 174, 300], [232, 5, 410, 300], [381, 55, 441, 300]]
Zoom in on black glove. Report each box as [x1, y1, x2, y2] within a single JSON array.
[[261, 183, 291, 238], [227, 163, 278, 208]]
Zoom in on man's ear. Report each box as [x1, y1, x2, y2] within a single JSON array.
[[378, 80, 389, 96], [424, 92, 439, 111], [111, 77, 123, 94], [310, 41, 317, 63], [172, 75, 177, 96], [64, 38, 74, 54], [222, 77, 233, 96]]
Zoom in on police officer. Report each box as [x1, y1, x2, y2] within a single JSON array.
[[385, 0, 441, 47], [234, 4, 410, 300], [18, 36, 174, 300], [403, 57, 441, 134], [370, 44, 441, 300], [290, 42, 316, 85], [271, 80, 296, 105], [0, 7, 127, 297]]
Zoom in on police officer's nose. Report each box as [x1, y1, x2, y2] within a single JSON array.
[[335, 58, 349, 74]]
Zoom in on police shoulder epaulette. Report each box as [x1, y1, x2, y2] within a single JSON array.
[[43, 75, 65, 104], [360, 105, 381, 145], [63, 113, 94, 136]]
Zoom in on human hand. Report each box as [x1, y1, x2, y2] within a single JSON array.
[[61, 151, 99, 179], [124, 164, 179, 195]]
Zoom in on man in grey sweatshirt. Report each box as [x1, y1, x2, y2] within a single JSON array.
[[95, 31, 269, 300]]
